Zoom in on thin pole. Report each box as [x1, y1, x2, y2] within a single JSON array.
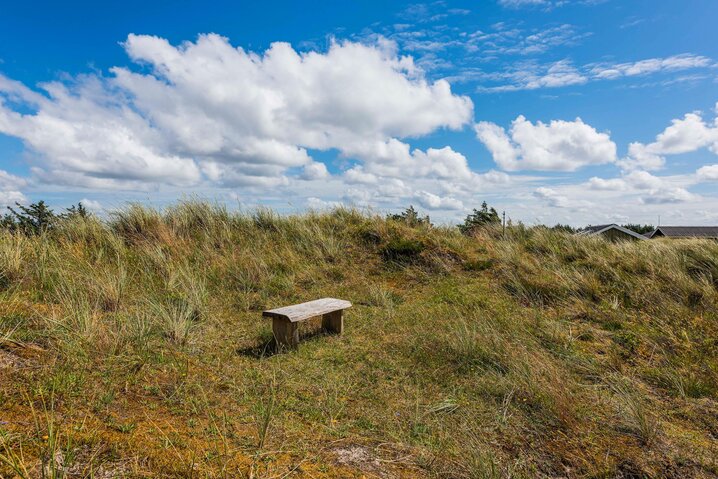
[[502, 211, 506, 238]]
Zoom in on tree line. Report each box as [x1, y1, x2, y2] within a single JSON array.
[[388, 203, 653, 235], [1, 201, 89, 235], [388, 201, 501, 233], [1, 199, 653, 236]]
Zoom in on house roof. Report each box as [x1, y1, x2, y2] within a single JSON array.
[[648, 226, 718, 238], [580, 224, 613, 234], [576, 224, 647, 240]]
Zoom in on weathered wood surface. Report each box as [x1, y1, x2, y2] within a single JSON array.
[[262, 298, 352, 323], [272, 318, 299, 350], [321, 309, 344, 335]]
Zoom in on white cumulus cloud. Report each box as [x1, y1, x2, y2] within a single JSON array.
[[0, 170, 27, 190], [0, 170, 28, 207], [620, 107, 718, 171], [624, 170, 664, 190], [344, 166, 379, 185], [0, 190, 27, 207], [534, 187, 573, 208], [0, 34, 473, 192], [306, 197, 342, 209], [79, 199, 104, 213], [341, 140, 474, 180], [586, 177, 627, 191], [300, 162, 330, 180], [639, 187, 697, 204], [475, 115, 616, 171], [697, 164, 718, 181], [415, 190, 464, 210]]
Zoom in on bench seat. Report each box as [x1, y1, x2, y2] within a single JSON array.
[[263, 297, 351, 349]]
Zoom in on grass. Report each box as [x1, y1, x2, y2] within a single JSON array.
[[0, 201, 717, 478]]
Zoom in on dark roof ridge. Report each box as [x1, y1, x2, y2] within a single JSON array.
[[650, 226, 718, 238]]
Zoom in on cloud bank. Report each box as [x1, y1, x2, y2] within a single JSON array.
[[1, 32, 718, 225], [0, 34, 473, 195]]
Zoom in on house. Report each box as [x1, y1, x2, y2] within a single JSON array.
[[647, 226, 718, 239], [576, 224, 647, 241]]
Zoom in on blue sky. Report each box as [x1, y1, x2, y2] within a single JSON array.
[[1, 0, 717, 225]]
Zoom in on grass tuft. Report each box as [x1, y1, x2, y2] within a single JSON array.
[[0, 203, 716, 477]]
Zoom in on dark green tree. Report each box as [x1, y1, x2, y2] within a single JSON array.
[[622, 223, 654, 235], [551, 223, 576, 233], [0, 213, 15, 229], [459, 201, 501, 234], [6, 201, 58, 234], [387, 205, 431, 227], [63, 202, 90, 219]]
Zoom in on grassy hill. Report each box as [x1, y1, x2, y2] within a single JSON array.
[[1, 202, 717, 478]]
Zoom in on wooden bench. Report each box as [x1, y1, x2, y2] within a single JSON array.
[[262, 298, 352, 349]]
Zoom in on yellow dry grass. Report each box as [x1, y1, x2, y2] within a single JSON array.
[[0, 201, 716, 478]]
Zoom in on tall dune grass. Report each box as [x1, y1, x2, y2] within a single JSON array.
[[0, 201, 716, 477]]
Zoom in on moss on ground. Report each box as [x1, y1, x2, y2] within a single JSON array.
[[0, 202, 716, 478]]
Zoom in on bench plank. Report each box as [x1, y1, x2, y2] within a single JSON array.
[[262, 298, 352, 323]]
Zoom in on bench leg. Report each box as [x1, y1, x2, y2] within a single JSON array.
[[322, 310, 343, 335], [273, 318, 299, 350]]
